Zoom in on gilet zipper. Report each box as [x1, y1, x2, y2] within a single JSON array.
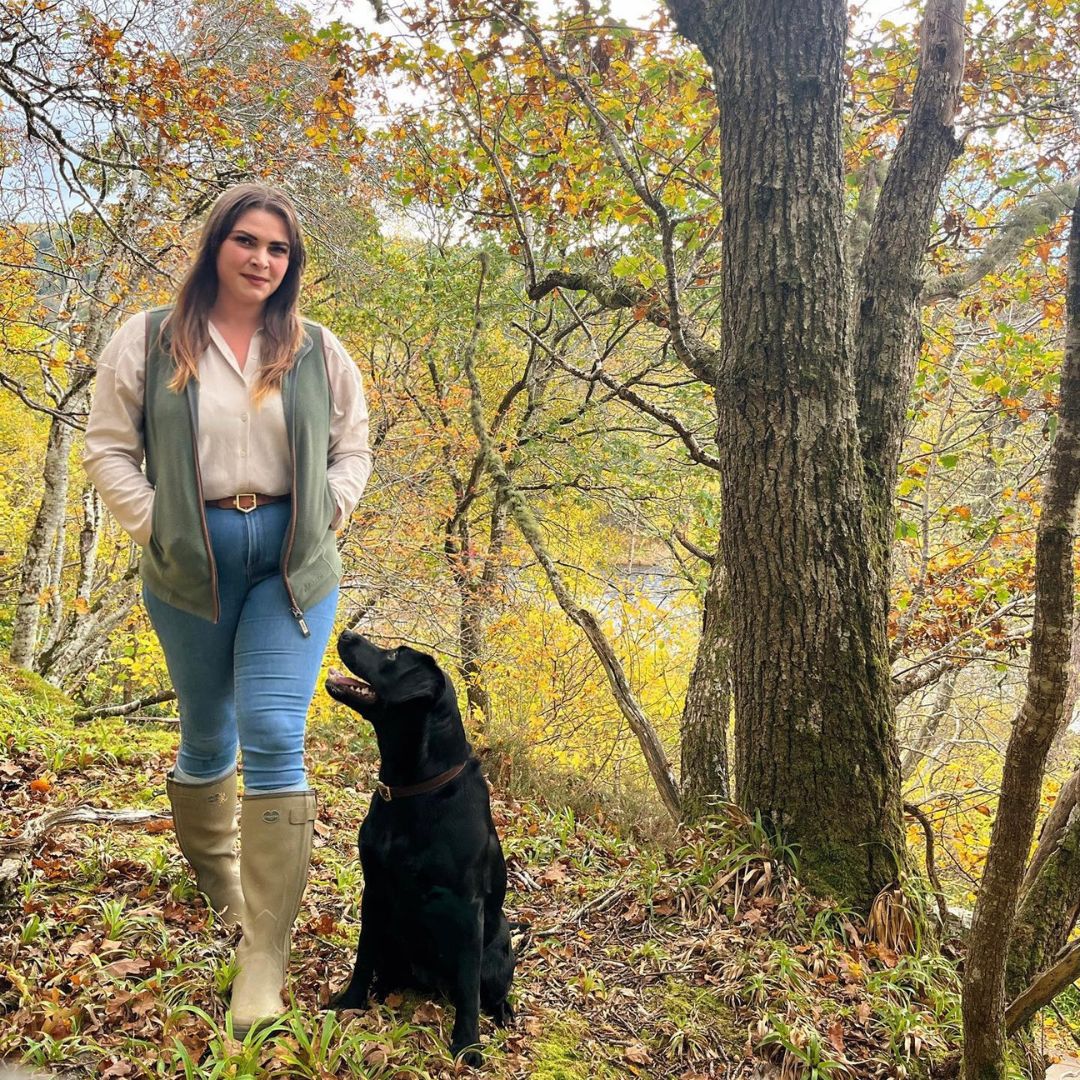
[[187, 386, 220, 624], [281, 360, 310, 638]]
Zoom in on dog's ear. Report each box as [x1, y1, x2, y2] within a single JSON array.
[[386, 656, 445, 709]]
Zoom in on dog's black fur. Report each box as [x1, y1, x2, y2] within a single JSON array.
[[325, 631, 514, 1066]]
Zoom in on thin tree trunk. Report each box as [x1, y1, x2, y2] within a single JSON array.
[[901, 666, 959, 781], [679, 540, 731, 820], [1007, 805, 1080, 1001], [75, 485, 103, 607], [961, 192, 1080, 1080], [1023, 766, 1080, 896], [42, 516, 67, 654], [852, 0, 964, 567], [10, 375, 90, 669]]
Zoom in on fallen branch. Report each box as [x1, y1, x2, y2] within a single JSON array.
[[71, 691, 177, 723], [0, 805, 170, 855]]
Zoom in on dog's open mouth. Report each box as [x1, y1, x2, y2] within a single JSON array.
[[326, 667, 377, 705]]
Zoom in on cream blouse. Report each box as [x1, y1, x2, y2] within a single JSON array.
[[83, 313, 373, 547]]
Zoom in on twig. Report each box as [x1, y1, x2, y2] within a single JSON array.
[[673, 528, 715, 566], [903, 801, 949, 924]]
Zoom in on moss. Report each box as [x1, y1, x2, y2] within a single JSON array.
[[0, 657, 73, 717], [529, 1015, 625, 1080], [645, 978, 743, 1061]]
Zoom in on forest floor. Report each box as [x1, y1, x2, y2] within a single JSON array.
[[0, 660, 1054, 1080]]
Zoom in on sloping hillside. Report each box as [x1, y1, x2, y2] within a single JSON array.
[[0, 665, 972, 1079]]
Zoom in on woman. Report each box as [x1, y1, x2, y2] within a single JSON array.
[[83, 184, 372, 1035]]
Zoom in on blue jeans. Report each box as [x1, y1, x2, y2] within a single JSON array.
[[143, 501, 338, 791]]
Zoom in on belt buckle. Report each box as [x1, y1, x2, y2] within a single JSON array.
[[234, 493, 258, 513], [376, 781, 392, 802]]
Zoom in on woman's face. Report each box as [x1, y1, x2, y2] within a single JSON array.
[[214, 208, 292, 313]]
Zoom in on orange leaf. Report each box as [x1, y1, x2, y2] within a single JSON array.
[[828, 1019, 845, 1055], [30, 777, 52, 793]]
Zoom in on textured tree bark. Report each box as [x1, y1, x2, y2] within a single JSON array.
[[454, 500, 509, 736], [1022, 762, 1080, 896], [853, 0, 964, 539], [666, 0, 903, 903], [961, 193, 1080, 1080], [1007, 804, 1080, 1001], [679, 542, 731, 820]]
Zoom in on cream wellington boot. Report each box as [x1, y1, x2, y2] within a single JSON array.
[[166, 771, 245, 926], [229, 790, 316, 1037]]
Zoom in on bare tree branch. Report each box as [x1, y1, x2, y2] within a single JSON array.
[[924, 178, 1080, 304], [465, 255, 681, 821], [512, 320, 721, 470]]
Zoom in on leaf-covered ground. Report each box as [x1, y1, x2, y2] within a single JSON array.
[[0, 663, 984, 1079]]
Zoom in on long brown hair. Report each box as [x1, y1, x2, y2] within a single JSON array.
[[164, 184, 307, 401]]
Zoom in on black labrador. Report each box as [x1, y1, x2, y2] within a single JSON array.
[[324, 631, 515, 1066]]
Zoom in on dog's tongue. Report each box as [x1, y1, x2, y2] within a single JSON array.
[[328, 667, 370, 690]]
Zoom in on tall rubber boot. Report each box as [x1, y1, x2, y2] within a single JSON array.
[[229, 790, 316, 1037], [166, 771, 245, 926]]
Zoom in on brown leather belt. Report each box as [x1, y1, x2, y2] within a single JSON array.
[[205, 493, 290, 513]]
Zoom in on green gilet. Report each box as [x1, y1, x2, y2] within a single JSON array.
[[141, 307, 341, 635]]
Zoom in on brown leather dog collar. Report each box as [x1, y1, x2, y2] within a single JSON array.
[[374, 758, 473, 802]]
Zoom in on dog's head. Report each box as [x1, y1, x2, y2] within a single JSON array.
[[325, 631, 446, 722]]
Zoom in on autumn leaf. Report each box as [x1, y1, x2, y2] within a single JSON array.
[[827, 1019, 845, 1055], [103, 958, 150, 978], [538, 863, 570, 886]]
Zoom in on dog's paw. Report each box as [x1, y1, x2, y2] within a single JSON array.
[[489, 999, 513, 1026], [327, 987, 369, 1011], [451, 1043, 483, 1068]]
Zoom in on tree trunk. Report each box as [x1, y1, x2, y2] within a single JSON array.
[[667, 0, 902, 904], [679, 541, 731, 820], [900, 666, 960, 781], [1023, 764, 1080, 896], [10, 376, 90, 669], [851, 0, 964, 585], [1007, 803, 1080, 1002], [961, 192, 1080, 1080]]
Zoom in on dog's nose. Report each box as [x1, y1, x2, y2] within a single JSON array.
[[339, 629, 360, 644]]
